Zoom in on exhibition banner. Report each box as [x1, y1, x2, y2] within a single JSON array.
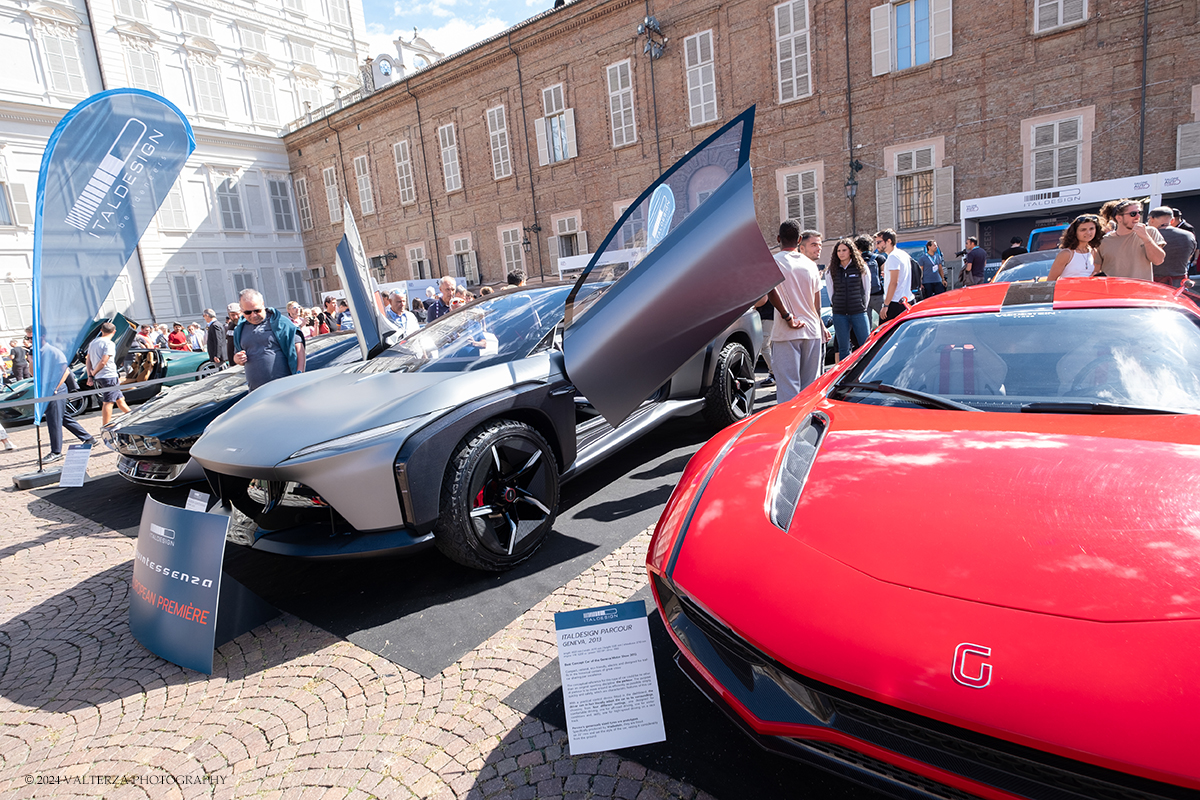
[[31, 89, 194, 422], [128, 496, 229, 674], [555, 600, 666, 755]]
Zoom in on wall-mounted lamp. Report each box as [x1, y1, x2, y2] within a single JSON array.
[[637, 16, 667, 59]]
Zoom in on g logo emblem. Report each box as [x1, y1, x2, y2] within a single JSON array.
[[952, 643, 992, 688]]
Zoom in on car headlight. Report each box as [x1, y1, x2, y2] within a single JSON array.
[[161, 434, 201, 451], [284, 414, 434, 461]]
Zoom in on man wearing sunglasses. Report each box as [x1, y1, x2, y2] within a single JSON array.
[[231, 289, 305, 391], [1095, 199, 1165, 281]]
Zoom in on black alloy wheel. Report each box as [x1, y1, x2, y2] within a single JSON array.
[[703, 341, 756, 429], [435, 420, 559, 571]]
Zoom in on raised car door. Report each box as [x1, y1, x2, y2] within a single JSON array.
[[562, 106, 781, 426], [333, 200, 386, 361]]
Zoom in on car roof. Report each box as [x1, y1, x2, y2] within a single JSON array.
[[897, 277, 1195, 320]]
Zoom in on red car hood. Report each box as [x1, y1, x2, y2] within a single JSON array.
[[789, 402, 1200, 623]]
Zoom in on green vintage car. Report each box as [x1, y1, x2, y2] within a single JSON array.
[[0, 315, 218, 423]]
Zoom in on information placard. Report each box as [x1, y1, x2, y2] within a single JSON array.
[[185, 489, 210, 512], [128, 496, 231, 674], [555, 600, 665, 755], [58, 442, 92, 487]]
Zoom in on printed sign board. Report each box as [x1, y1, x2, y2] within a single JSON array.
[[555, 600, 666, 755], [645, 185, 676, 251]]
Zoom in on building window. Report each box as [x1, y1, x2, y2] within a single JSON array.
[[871, 0, 952, 75], [291, 40, 314, 64], [775, 1, 811, 102], [535, 85, 577, 165], [157, 184, 188, 230], [248, 73, 277, 123], [783, 170, 819, 231], [322, 166, 341, 223], [0, 282, 33, 330], [42, 30, 87, 95], [268, 179, 296, 231], [500, 227, 524, 273], [394, 141, 416, 205], [233, 271, 257, 293], [684, 31, 717, 126], [0, 182, 33, 227], [335, 52, 356, 75], [115, 0, 148, 20], [438, 123, 462, 193], [282, 0, 304, 12], [296, 81, 321, 114], [328, 0, 349, 27], [284, 269, 310, 304], [124, 46, 162, 93], [1031, 117, 1080, 189], [549, 214, 588, 275], [192, 59, 225, 115], [614, 202, 646, 250], [173, 274, 203, 316], [448, 236, 478, 284], [894, 148, 934, 229], [240, 25, 266, 52], [1035, 0, 1086, 32], [408, 244, 430, 280], [216, 179, 245, 230], [180, 9, 211, 37], [487, 106, 512, 180], [294, 176, 313, 230], [353, 155, 374, 215], [607, 61, 636, 147]]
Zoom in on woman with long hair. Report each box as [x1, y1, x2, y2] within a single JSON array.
[[826, 237, 872, 362], [1048, 214, 1104, 281]]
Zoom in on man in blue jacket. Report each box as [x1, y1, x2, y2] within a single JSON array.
[[232, 289, 305, 391]]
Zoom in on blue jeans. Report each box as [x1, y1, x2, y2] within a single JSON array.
[[831, 312, 870, 360]]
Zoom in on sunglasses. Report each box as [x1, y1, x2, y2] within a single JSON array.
[[242, 307, 266, 317]]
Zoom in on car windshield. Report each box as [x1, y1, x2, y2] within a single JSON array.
[[992, 259, 1053, 284], [350, 287, 569, 375], [837, 306, 1200, 413]]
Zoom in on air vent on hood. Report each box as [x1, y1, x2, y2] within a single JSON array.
[[768, 413, 827, 531]]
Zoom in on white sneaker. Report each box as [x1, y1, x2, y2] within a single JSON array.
[[2, 439, 13, 451]]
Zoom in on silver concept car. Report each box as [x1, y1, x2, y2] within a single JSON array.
[[192, 108, 783, 570]]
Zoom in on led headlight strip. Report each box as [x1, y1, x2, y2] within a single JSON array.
[[285, 414, 434, 461]]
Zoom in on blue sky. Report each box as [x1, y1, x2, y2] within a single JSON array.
[[362, 0, 551, 62]]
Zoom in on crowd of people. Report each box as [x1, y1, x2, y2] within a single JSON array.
[[758, 199, 1198, 405]]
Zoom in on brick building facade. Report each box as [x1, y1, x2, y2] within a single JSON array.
[[283, 0, 1200, 291]]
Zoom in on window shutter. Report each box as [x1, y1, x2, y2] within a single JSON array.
[[467, 251, 479, 284], [547, 235, 559, 271], [896, 151, 914, 172], [9, 184, 34, 226], [1062, 0, 1085, 25], [445, 255, 455, 276], [934, 166, 954, 226], [930, 0, 953, 61], [915, 147, 933, 170], [534, 117, 549, 166], [1178, 122, 1200, 170], [870, 5, 891, 76], [563, 109, 577, 159], [577, 231, 588, 254], [875, 176, 896, 231], [1033, 150, 1055, 189]]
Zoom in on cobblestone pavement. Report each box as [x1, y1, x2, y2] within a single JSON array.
[[0, 418, 706, 799]]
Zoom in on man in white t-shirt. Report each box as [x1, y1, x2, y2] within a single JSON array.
[[765, 221, 829, 403], [86, 321, 131, 426], [876, 228, 915, 322]]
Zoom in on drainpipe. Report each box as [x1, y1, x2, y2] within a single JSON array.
[[1138, 0, 1149, 175], [645, 0, 663, 174], [843, 0, 858, 234], [404, 82, 442, 273], [508, 31, 546, 280]]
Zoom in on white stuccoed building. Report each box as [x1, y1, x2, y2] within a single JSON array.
[[0, 0, 368, 338]]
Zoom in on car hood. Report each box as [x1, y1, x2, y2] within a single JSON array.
[[773, 402, 1200, 623], [190, 359, 543, 473]]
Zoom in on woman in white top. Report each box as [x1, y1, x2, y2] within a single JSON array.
[[1048, 214, 1105, 281]]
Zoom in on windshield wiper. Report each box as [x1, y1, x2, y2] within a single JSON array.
[[1021, 401, 1188, 415], [833, 381, 982, 411]]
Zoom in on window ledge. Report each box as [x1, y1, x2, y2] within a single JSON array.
[[889, 60, 935, 78], [1033, 18, 1088, 37], [777, 93, 814, 106]]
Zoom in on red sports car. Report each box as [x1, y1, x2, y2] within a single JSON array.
[[648, 277, 1200, 800]]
